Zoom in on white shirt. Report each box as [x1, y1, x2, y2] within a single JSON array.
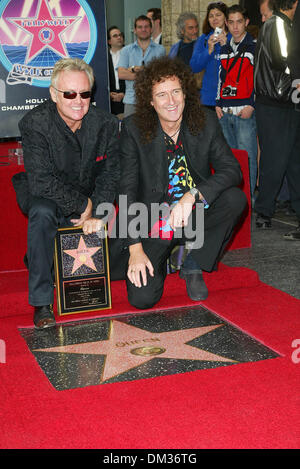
[[152, 33, 162, 44], [110, 49, 121, 90]]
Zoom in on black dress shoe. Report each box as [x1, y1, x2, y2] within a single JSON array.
[[180, 270, 208, 301], [256, 213, 272, 229], [34, 305, 56, 330]]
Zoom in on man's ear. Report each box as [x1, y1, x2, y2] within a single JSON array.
[[49, 86, 57, 103], [245, 18, 250, 28]]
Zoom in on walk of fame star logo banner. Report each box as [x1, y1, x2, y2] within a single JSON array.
[[0, 0, 109, 137], [54, 226, 111, 315]]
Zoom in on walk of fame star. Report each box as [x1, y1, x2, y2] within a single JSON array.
[[8, 0, 80, 63], [63, 236, 101, 274], [34, 320, 237, 383]]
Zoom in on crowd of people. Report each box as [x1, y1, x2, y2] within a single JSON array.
[[12, 1, 300, 329], [107, 1, 300, 229]]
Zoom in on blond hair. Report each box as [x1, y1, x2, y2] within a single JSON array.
[[51, 58, 94, 89]]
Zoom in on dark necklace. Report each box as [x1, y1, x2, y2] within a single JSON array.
[[165, 126, 180, 140]]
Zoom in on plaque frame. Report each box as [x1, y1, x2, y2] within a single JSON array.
[[54, 226, 111, 316]]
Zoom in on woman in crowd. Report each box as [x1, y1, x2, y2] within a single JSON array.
[[190, 2, 228, 109]]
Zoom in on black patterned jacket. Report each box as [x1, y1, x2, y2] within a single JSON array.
[[13, 99, 120, 218]]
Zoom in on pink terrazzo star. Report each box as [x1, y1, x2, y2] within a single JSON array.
[[34, 320, 237, 382], [64, 235, 100, 274]]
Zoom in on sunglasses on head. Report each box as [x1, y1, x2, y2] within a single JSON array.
[[52, 86, 92, 99], [208, 1, 226, 7]]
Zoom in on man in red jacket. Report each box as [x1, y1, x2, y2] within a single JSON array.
[[216, 5, 257, 199]]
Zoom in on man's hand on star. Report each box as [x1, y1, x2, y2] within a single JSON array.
[[71, 198, 103, 234], [82, 217, 104, 235]]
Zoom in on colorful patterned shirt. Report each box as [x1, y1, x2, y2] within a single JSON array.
[[150, 131, 195, 240]]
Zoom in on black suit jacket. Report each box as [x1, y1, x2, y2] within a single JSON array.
[[108, 50, 125, 115], [118, 108, 242, 246], [13, 99, 120, 217], [288, 1, 300, 81]]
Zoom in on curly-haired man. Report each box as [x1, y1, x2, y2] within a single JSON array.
[[114, 56, 247, 309]]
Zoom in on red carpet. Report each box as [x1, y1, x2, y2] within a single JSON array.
[[0, 263, 260, 325], [1, 144, 299, 449], [1, 268, 300, 449]]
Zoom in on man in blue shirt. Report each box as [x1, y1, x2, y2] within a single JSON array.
[[118, 15, 165, 117]]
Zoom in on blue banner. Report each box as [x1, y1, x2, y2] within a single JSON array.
[[0, 0, 109, 137]]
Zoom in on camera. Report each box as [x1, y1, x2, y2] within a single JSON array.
[[222, 85, 237, 97], [214, 27, 222, 38]]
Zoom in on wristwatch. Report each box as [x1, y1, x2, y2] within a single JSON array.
[[131, 66, 135, 73], [189, 188, 210, 208], [189, 187, 200, 200]]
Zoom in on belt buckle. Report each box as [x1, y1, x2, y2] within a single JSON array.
[[228, 108, 233, 114]]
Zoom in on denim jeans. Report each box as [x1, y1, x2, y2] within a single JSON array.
[[27, 197, 75, 306], [220, 111, 257, 197]]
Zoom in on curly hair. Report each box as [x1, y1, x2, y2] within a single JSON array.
[[133, 56, 205, 143], [176, 12, 198, 39]]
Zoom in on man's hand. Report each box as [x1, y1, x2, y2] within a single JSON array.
[[168, 192, 195, 231], [127, 243, 154, 288], [238, 105, 254, 119], [118, 67, 137, 81], [215, 106, 223, 119], [110, 92, 125, 102], [81, 217, 104, 235], [71, 197, 103, 234], [71, 198, 92, 226]]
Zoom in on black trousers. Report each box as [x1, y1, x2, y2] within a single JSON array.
[[255, 102, 300, 219], [27, 197, 74, 306], [109, 187, 247, 310]]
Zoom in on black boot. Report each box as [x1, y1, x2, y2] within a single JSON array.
[[179, 270, 208, 301]]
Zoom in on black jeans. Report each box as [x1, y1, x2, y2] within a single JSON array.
[[109, 187, 247, 310], [255, 102, 300, 219], [27, 197, 75, 306]]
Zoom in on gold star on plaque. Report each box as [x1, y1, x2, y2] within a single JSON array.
[[34, 320, 237, 382]]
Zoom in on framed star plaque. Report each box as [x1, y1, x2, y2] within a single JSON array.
[[54, 226, 111, 316]]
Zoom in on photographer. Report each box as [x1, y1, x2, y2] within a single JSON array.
[[216, 4, 257, 199], [190, 2, 229, 109]]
